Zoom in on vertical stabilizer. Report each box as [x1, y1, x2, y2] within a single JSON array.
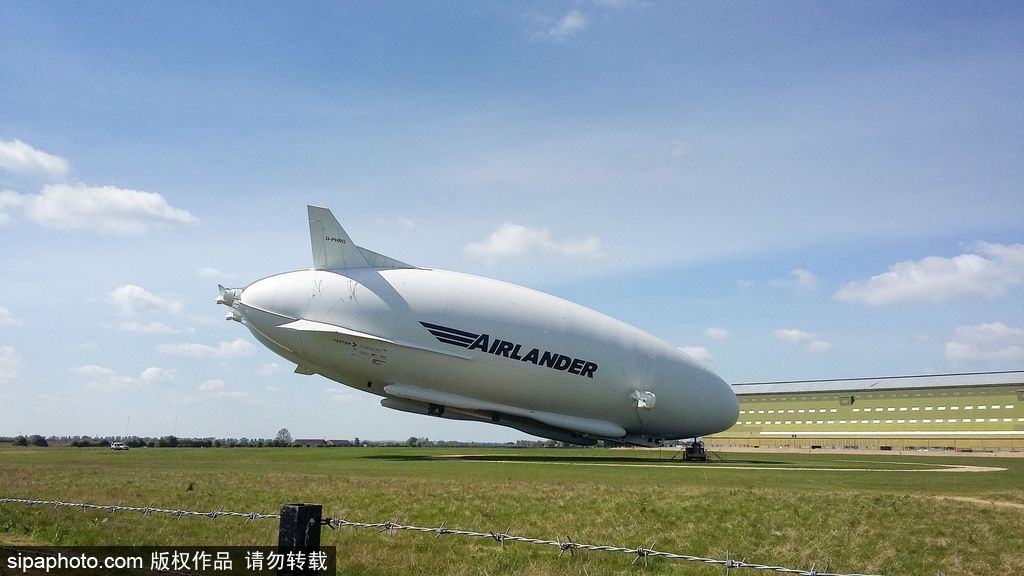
[[308, 205, 370, 270], [307, 205, 414, 270]]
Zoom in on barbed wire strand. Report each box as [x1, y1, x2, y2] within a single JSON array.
[[1, 497, 880, 576]]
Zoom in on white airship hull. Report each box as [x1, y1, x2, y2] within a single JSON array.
[[221, 207, 738, 446]]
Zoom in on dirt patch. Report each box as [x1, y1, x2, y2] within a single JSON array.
[[938, 496, 1024, 510]]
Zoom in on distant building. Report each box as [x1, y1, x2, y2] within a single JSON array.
[[707, 371, 1024, 452], [295, 439, 355, 447]]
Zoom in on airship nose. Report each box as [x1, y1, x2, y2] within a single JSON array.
[[235, 272, 307, 331], [238, 276, 277, 315], [703, 371, 739, 435]]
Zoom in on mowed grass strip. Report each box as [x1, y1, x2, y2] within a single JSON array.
[[1, 447, 1022, 575]]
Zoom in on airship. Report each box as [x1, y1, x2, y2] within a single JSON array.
[[216, 206, 738, 446]]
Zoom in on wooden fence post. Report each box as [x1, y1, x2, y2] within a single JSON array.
[[277, 503, 322, 575]]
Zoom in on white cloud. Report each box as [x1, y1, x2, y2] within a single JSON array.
[[72, 364, 174, 392], [197, 380, 255, 402], [72, 364, 120, 381], [256, 362, 281, 376], [0, 191, 23, 225], [593, 0, 647, 8], [835, 242, 1024, 305], [374, 216, 416, 230], [773, 328, 833, 354], [5, 184, 196, 234], [0, 141, 194, 234], [158, 338, 256, 359], [198, 379, 225, 392], [117, 320, 179, 335], [679, 346, 715, 368], [465, 223, 603, 262], [704, 326, 729, 340], [531, 9, 588, 42], [945, 322, 1024, 364], [213, 390, 255, 402], [111, 284, 184, 316], [769, 268, 820, 291], [548, 9, 587, 40], [198, 267, 223, 278], [140, 366, 176, 383], [0, 346, 22, 383], [324, 387, 362, 403], [0, 139, 69, 179], [0, 305, 21, 327], [789, 268, 820, 290]]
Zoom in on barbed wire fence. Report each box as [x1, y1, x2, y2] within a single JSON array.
[[0, 497, 881, 576]]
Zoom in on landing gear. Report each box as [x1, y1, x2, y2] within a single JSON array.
[[683, 439, 707, 461]]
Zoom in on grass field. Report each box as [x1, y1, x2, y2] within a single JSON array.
[[1, 446, 1022, 575]]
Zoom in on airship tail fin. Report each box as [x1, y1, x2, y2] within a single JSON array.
[[308, 205, 414, 271]]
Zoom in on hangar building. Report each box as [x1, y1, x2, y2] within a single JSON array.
[[707, 370, 1024, 452]]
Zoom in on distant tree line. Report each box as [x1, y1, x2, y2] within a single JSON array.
[[0, 435, 298, 448], [0, 435, 581, 449], [76, 436, 299, 448], [9, 435, 49, 447]]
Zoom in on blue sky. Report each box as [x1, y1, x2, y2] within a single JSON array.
[[1, 2, 1022, 442]]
